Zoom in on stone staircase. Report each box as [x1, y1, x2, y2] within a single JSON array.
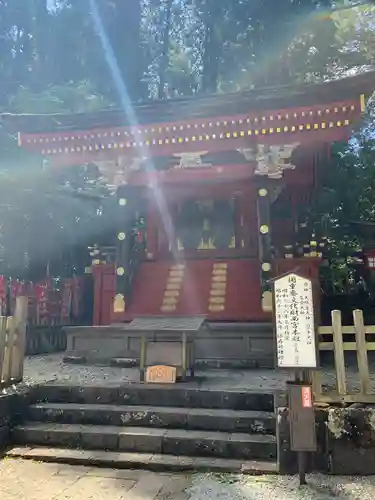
[[7, 383, 278, 473], [107, 258, 267, 321]]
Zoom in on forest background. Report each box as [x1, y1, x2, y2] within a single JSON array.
[[0, 0, 374, 280]]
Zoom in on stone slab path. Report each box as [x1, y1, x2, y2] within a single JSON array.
[[0, 458, 191, 500], [2, 459, 375, 499]]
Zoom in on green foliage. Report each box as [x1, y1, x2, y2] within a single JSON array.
[[9, 82, 113, 114], [1, 0, 374, 109], [316, 122, 375, 228], [298, 100, 375, 268]]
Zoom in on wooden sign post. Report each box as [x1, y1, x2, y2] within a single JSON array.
[[273, 272, 318, 486], [146, 365, 177, 384]]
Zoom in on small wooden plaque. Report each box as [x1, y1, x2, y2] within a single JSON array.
[[170, 264, 185, 271], [161, 305, 176, 312], [210, 289, 226, 296], [166, 283, 181, 290], [210, 296, 225, 304], [209, 304, 225, 312], [213, 268, 227, 276], [146, 365, 177, 384], [162, 295, 178, 303], [262, 290, 273, 313], [113, 294, 126, 313], [169, 270, 184, 278], [212, 275, 227, 283], [213, 263, 228, 269], [211, 282, 227, 291], [167, 276, 183, 283]]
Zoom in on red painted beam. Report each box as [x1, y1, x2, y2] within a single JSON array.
[[141, 180, 254, 203], [36, 124, 350, 170], [126, 162, 254, 185], [19, 98, 361, 164]]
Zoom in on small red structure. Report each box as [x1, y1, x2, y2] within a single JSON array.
[[3, 72, 374, 365], [0, 276, 87, 326]]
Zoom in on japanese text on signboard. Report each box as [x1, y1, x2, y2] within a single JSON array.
[[274, 273, 317, 368]]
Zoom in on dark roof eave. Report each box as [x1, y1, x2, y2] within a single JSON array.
[[1, 70, 374, 134]]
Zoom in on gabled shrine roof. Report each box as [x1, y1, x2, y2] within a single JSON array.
[[1, 71, 374, 134]]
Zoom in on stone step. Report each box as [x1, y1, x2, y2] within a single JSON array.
[[13, 422, 277, 460], [7, 446, 278, 474], [27, 403, 276, 434], [32, 384, 274, 411]]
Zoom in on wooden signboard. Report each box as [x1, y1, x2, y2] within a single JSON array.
[[288, 383, 317, 452], [274, 273, 318, 369], [146, 365, 177, 384]]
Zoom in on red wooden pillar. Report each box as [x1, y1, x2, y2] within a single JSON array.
[[240, 185, 258, 256], [92, 265, 104, 326], [155, 199, 175, 258], [146, 199, 157, 260], [93, 264, 116, 326]]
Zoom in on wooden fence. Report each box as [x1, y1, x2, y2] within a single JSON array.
[[313, 309, 375, 404], [0, 297, 28, 389]]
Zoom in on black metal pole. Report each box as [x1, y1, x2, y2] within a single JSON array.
[[295, 368, 308, 486], [298, 451, 307, 486]]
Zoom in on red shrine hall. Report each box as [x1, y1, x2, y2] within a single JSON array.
[[5, 73, 374, 342]]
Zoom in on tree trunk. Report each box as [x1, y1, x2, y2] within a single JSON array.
[[158, 0, 173, 99], [202, 0, 222, 94], [31, 0, 50, 91], [105, 0, 143, 101]]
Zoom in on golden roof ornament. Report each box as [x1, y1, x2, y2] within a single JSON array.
[[173, 151, 211, 169], [238, 144, 299, 179], [255, 144, 299, 179]]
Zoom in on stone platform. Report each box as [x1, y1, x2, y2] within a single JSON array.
[[64, 322, 275, 369]]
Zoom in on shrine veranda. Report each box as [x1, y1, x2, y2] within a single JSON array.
[[2, 72, 374, 367]]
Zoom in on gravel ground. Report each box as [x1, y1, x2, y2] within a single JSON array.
[[188, 473, 375, 500], [22, 353, 292, 390], [21, 353, 375, 394]]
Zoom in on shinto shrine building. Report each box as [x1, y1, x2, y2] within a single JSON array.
[[3, 71, 375, 366]]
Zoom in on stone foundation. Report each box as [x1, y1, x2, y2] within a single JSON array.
[[326, 406, 375, 475], [0, 388, 32, 454], [26, 326, 66, 355], [64, 322, 275, 368], [277, 405, 375, 475]]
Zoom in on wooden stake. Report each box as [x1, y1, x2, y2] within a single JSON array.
[[332, 310, 347, 396], [353, 309, 371, 395]]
